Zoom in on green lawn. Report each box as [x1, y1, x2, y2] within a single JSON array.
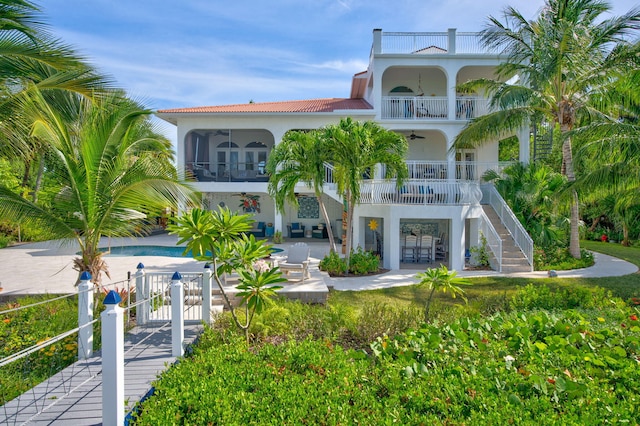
[[329, 240, 640, 315]]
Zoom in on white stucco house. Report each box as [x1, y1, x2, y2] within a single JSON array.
[[156, 29, 533, 273]]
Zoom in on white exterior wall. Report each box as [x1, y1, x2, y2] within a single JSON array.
[[158, 29, 531, 272]]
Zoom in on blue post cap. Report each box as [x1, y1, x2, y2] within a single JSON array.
[[80, 271, 92, 281], [172, 271, 182, 281], [104, 290, 122, 305], [136, 263, 145, 270]]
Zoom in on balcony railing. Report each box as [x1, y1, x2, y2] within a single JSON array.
[[359, 179, 482, 205], [384, 161, 515, 181], [382, 96, 447, 120], [188, 162, 269, 182], [377, 30, 503, 55], [380, 96, 491, 120]]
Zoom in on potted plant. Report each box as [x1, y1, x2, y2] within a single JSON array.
[[273, 230, 283, 244]]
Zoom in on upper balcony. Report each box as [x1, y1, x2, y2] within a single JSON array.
[[381, 96, 490, 120], [373, 29, 502, 56]]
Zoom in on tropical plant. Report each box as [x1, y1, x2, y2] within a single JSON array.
[[484, 162, 566, 248], [0, 0, 109, 193], [324, 118, 408, 269], [0, 90, 194, 284], [454, 0, 640, 258], [415, 265, 471, 322], [266, 129, 337, 250], [168, 207, 286, 344]]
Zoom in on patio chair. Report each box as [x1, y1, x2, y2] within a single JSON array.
[[287, 222, 306, 238], [401, 235, 418, 262], [278, 242, 311, 283], [418, 234, 434, 263]]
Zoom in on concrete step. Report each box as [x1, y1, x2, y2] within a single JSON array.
[[482, 204, 532, 273]]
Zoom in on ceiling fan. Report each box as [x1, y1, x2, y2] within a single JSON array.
[[214, 129, 230, 136], [409, 131, 425, 140]]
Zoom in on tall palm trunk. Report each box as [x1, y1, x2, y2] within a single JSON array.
[[561, 119, 581, 259], [317, 196, 336, 252]]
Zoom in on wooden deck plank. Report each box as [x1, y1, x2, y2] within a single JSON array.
[[1, 323, 202, 425]]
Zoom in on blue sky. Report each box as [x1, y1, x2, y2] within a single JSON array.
[[44, 0, 638, 137]]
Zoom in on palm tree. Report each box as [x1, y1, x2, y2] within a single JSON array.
[[572, 68, 640, 246], [266, 129, 338, 250], [324, 118, 408, 267], [484, 162, 567, 248], [454, 0, 640, 258], [0, 0, 109, 196], [0, 90, 196, 284]]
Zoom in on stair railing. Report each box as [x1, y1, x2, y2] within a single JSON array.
[[481, 184, 534, 271], [479, 209, 503, 272]]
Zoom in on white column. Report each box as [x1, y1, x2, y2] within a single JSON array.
[[135, 263, 147, 325], [447, 28, 457, 54], [450, 216, 464, 271], [171, 272, 184, 357], [77, 272, 93, 360], [202, 265, 212, 325], [101, 290, 124, 426], [386, 214, 400, 270]]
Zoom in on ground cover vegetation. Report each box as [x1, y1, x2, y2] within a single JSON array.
[[0, 294, 101, 404], [131, 243, 640, 424]]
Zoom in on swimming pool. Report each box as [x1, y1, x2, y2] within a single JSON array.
[[98, 245, 283, 257]]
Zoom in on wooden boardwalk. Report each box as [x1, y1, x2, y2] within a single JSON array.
[[1, 323, 203, 425]]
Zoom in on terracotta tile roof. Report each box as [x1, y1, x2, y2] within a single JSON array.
[[157, 98, 372, 114]]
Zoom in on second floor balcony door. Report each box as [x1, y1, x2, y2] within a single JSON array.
[[456, 150, 476, 180]]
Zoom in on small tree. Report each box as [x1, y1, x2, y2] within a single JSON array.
[[416, 265, 471, 323], [168, 207, 286, 344]]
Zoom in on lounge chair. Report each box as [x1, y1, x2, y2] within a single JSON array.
[[278, 242, 311, 283], [287, 222, 305, 238]]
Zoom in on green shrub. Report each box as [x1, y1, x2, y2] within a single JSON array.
[[319, 247, 380, 276], [318, 250, 347, 275], [0, 295, 79, 404], [347, 246, 380, 275], [510, 283, 610, 311], [356, 302, 421, 343], [534, 247, 594, 270]]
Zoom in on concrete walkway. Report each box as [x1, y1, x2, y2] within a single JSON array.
[[0, 234, 637, 296]]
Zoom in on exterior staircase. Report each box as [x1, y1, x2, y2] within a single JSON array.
[[482, 205, 532, 273]]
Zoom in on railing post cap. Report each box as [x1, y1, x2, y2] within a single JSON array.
[[172, 271, 182, 281], [80, 271, 91, 281], [136, 262, 145, 270], [103, 290, 122, 305]]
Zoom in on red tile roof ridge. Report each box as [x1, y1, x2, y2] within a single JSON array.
[[158, 98, 372, 114]]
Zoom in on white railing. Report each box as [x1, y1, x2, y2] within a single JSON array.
[[479, 210, 503, 272], [481, 184, 534, 270], [359, 179, 482, 205], [381, 32, 449, 54], [146, 272, 205, 322], [379, 31, 503, 55], [380, 96, 492, 121], [384, 161, 515, 181], [381, 96, 448, 120], [455, 97, 491, 119]]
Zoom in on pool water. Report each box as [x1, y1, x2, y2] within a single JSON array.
[[98, 245, 283, 257]]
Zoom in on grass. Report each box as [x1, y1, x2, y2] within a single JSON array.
[[329, 240, 640, 315]]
